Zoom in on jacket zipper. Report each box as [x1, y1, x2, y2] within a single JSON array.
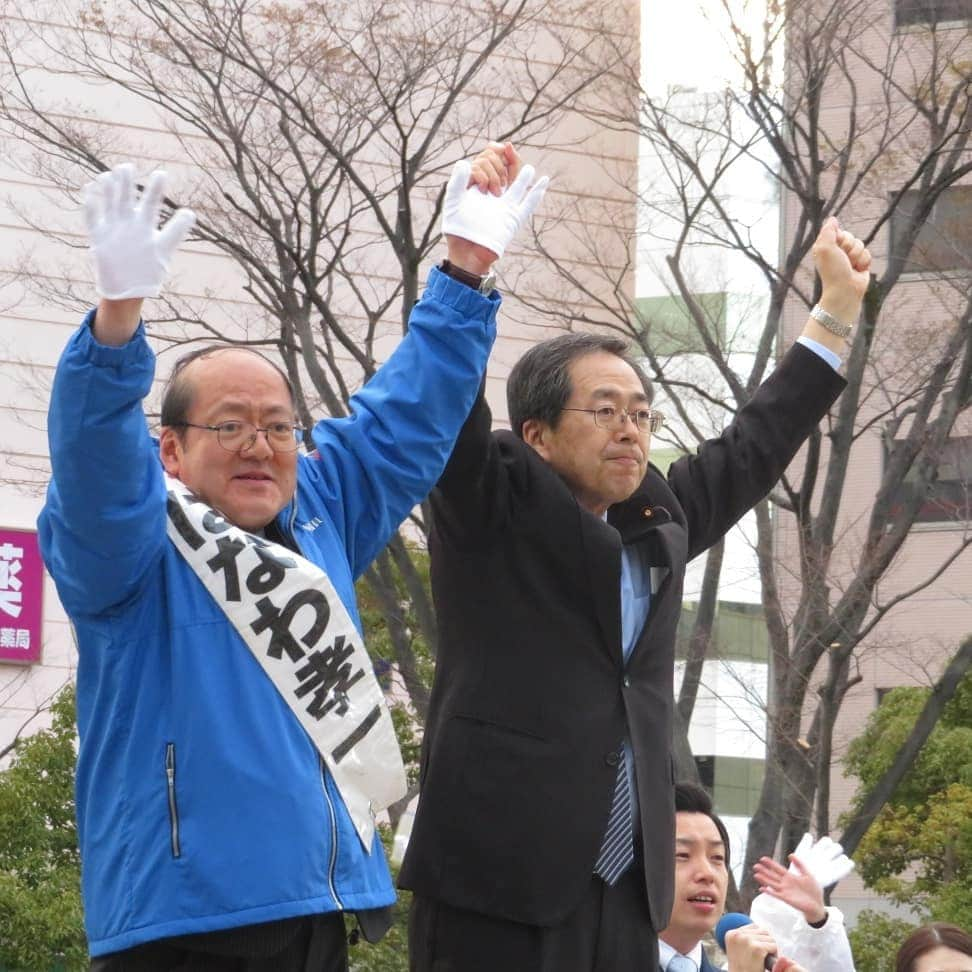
[[320, 760, 345, 909], [285, 505, 301, 553], [164, 742, 182, 858], [286, 506, 342, 907]]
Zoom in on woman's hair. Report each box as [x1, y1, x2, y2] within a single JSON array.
[[895, 923, 972, 972]]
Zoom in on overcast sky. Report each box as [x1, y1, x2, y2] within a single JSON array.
[[642, 0, 770, 94]]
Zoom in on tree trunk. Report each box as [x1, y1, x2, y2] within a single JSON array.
[[677, 538, 725, 726]]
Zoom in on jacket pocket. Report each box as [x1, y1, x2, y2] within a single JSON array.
[[164, 742, 182, 858]]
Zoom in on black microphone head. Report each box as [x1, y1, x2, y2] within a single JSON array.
[[714, 912, 753, 951]]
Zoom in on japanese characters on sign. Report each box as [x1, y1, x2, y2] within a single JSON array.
[[166, 496, 376, 748], [164, 474, 406, 847], [0, 528, 44, 665]]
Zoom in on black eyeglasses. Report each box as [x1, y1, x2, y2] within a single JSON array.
[[172, 420, 304, 453], [561, 406, 665, 434]]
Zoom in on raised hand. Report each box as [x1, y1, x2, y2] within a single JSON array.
[[753, 854, 826, 925], [811, 216, 872, 323], [788, 833, 855, 889], [84, 163, 196, 300], [468, 141, 521, 196], [441, 142, 549, 272]]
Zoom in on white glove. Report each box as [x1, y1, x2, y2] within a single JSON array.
[[441, 158, 549, 260], [790, 833, 855, 888], [84, 163, 196, 300]]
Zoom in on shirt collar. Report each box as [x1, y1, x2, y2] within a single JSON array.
[[658, 938, 704, 970]]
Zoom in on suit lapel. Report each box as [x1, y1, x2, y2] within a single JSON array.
[[700, 951, 725, 972], [575, 475, 681, 664], [577, 504, 622, 662], [609, 491, 675, 568], [609, 489, 677, 651]]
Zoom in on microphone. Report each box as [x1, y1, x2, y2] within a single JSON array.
[[714, 913, 775, 971]]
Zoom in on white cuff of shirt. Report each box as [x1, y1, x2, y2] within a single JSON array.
[[796, 335, 842, 372]]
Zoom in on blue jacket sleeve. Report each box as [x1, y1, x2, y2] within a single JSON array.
[[38, 313, 167, 617], [302, 268, 498, 578]]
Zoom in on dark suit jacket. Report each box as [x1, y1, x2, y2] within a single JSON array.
[[399, 344, 844, 929], [700, 949, 725, 972]]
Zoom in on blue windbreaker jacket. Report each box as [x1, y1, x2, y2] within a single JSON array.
[[38, 269, 497, 956]]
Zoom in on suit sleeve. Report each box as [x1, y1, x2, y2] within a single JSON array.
[[667, 343, 845, 562]]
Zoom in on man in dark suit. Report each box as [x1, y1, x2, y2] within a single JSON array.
[[400, 218, 871, 971]]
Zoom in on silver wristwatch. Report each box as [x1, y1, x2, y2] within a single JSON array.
[[809, 303, 854, 339]]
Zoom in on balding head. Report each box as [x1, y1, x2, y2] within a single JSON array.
[[161, 345, 297, 434]]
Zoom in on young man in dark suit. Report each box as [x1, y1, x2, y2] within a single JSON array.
[[400, 219, 871, 972], [659, 782, 732, 972], [659, 782, 851, 972]]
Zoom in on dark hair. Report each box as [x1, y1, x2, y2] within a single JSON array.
[[895, 923, 972, 972], [674, 781, 732, 872], [160, 345, 298, 429], [506, 332, 653, 439]]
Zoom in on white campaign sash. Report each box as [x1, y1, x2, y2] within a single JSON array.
[[164, 473, 406, 848]]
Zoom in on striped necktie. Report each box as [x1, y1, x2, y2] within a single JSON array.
[[593, 752, 634, 885]]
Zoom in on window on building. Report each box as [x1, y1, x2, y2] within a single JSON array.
[[695, 755, 715, 789], [895, 0, 972, 27], [886, 436, 972, 524], [635, 291, 727, 356], [677, 600, 769, 663], [889, 185, 972, 275], [692, 755, 764, 815]]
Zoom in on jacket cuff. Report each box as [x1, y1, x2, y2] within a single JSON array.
[[77, 308, 152, 370]]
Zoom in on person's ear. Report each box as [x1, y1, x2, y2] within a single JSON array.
[[521, 418, 552, 460], [159, 427, 184, 476]]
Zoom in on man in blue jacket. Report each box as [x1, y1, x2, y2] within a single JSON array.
[[39, 146, 547, 970]]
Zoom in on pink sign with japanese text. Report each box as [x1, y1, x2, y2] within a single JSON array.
[[0, 527, 44, 664]]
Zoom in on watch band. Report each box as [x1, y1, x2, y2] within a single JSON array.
[[439, 260, 496, 295], [809, 303, 854, 339]]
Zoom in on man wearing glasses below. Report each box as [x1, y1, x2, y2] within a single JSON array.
[[400, 215, 872, 972], [38, 144, 547, 971]]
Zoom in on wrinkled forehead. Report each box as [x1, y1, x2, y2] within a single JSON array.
[[567, 350, 651, 401], [183, 349, 292, 405]]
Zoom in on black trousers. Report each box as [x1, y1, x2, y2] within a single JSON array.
[[89, 914, 349, 972], [408, 866, 659, 972]]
